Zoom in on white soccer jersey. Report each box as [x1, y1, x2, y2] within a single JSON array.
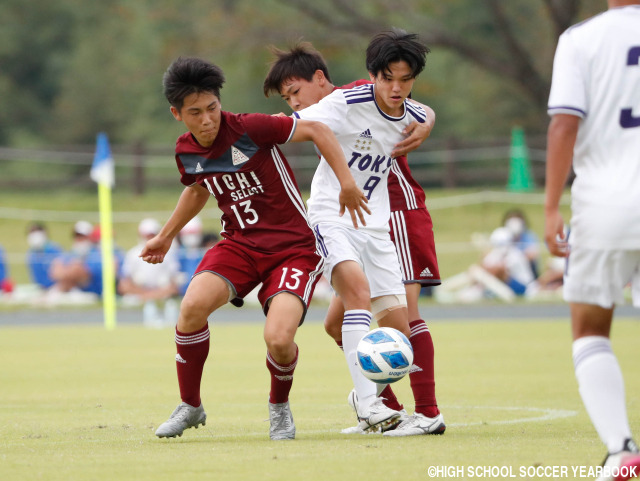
[[294, 84, 426, 238], [548, 5, 640, 249]]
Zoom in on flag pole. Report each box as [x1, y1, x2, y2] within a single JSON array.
[[91, 133, 117, 330]]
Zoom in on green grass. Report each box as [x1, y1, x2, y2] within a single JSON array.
[[1, 317, 639, 481]]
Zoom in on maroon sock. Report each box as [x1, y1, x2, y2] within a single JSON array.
[[379, 385, 404, 412], [266, 345, 298, 404], [175, 325, 210, 407], [408, 319, 439, 417]]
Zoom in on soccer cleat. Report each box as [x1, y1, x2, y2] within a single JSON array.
[[343, 389, 402, 433], [155, 402, 207, 438], [596, 439, 640, 481], [383, 412, 446, 437], [269, 401, 296, 440]]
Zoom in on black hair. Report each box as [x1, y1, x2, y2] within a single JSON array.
[[366, 29, 429, 78], [163, 57, 226, 111], [263, 42, 332, 97]]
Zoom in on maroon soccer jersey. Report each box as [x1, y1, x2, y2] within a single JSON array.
[[175, 112, 316, 253]]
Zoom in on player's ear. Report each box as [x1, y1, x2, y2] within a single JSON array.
[[170, 105, 182, 121], [314, 69, 326, 85], [368, 71, 376, 82]]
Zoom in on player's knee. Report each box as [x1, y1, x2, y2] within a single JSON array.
[[264, 332, 294, 359], [177, 297, 210, 330], [371, 294, 407, 323], [324, 316, 342, 341]]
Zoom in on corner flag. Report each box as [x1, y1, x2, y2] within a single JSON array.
[[91, 132, 117, 330]]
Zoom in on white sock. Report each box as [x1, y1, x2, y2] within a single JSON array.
[[342, 309, 376, 410], [573, 336, 632, 453]]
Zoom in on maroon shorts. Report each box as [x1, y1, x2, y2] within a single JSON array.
[[195, 239, 324, 321], [389, 208, 441, 285]]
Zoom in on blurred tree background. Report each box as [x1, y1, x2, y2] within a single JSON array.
[[0, 0, 604, 148]]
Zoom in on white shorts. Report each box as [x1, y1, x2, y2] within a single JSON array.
[[313, 223, 405, 298], [563, 246, 640, 308]]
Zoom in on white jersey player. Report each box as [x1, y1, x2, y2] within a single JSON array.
[[293, 30, 446, 436], [299, 83, 427, 237], [545, 1, 640, 478]]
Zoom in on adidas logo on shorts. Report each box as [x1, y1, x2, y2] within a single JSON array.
[[420, 267, 433, 277]]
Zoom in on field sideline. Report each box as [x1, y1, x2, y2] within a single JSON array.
[[1, 316, 639, 481]]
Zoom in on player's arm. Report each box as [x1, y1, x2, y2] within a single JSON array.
[[290, 119, 371, 228], [544, 113, 579, 257], [140, 184, 210, 264], [391, 100, 435, 158]]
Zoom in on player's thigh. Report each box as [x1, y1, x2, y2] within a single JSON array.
[[259, 248, 324, 321], [179, 272, 231, 331], [564, 247, 640, 308], [390, 208, 441, 285], [331, 260, 371, 309], [361, 235, 405, 299]]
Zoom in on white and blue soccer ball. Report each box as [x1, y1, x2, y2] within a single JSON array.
[[356, 327, 414, 384]]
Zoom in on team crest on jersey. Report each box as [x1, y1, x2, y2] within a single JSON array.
[[179, 133, 259, 175], [354, 129, 373, 151], [231, 146, 250, 165]]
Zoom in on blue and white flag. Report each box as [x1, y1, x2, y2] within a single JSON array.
[[90, 132, 115, 188]]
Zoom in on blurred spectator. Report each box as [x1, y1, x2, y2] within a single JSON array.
[[47, 221, 103, 302], [525, 256, 566, 299], [26, 222, 63, 290], [177, 216, 206, 295], [436, 227, 535, 303], [118, 218, 181, 328], [502, 209, 541, 278], [0, 244, 14, 294], [481, 227, 536, 297]]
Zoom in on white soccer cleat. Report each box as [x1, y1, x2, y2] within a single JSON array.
[[155, 402, 206, 438], [342, 389, 401, 433], [596, 439, 640, 481], [382, 412, 446, 437]]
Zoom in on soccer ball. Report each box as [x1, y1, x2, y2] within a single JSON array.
[[356, 327, 414, 384]]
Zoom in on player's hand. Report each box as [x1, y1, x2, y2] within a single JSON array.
[[338, 182, 370, 229], [544, 209, 569, 257], [271, 112, 287, 117], [139, 235, 173, 264], [391, 121, 432, 158]]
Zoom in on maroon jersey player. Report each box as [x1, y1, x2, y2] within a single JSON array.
[[143, 57, 368, 441]]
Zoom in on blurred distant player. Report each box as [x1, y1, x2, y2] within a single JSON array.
[[142, 57, 367, 440], [264, 40, 443, 435], [545, 1, 640, 479], [265, 30, 445, 436]]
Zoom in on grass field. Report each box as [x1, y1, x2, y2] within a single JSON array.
[[2, 316, 639, 481]]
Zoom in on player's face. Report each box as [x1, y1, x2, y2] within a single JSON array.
[[171, 92, 221, 147], [279, 74, 326, 112], [370, 60, 416, 117]]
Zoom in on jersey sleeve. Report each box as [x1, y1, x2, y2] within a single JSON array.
[[548, 31, 587, 118], [241, 113, 296, 147], [174, 134, 198, 186], [293, 90, 347, 134]]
